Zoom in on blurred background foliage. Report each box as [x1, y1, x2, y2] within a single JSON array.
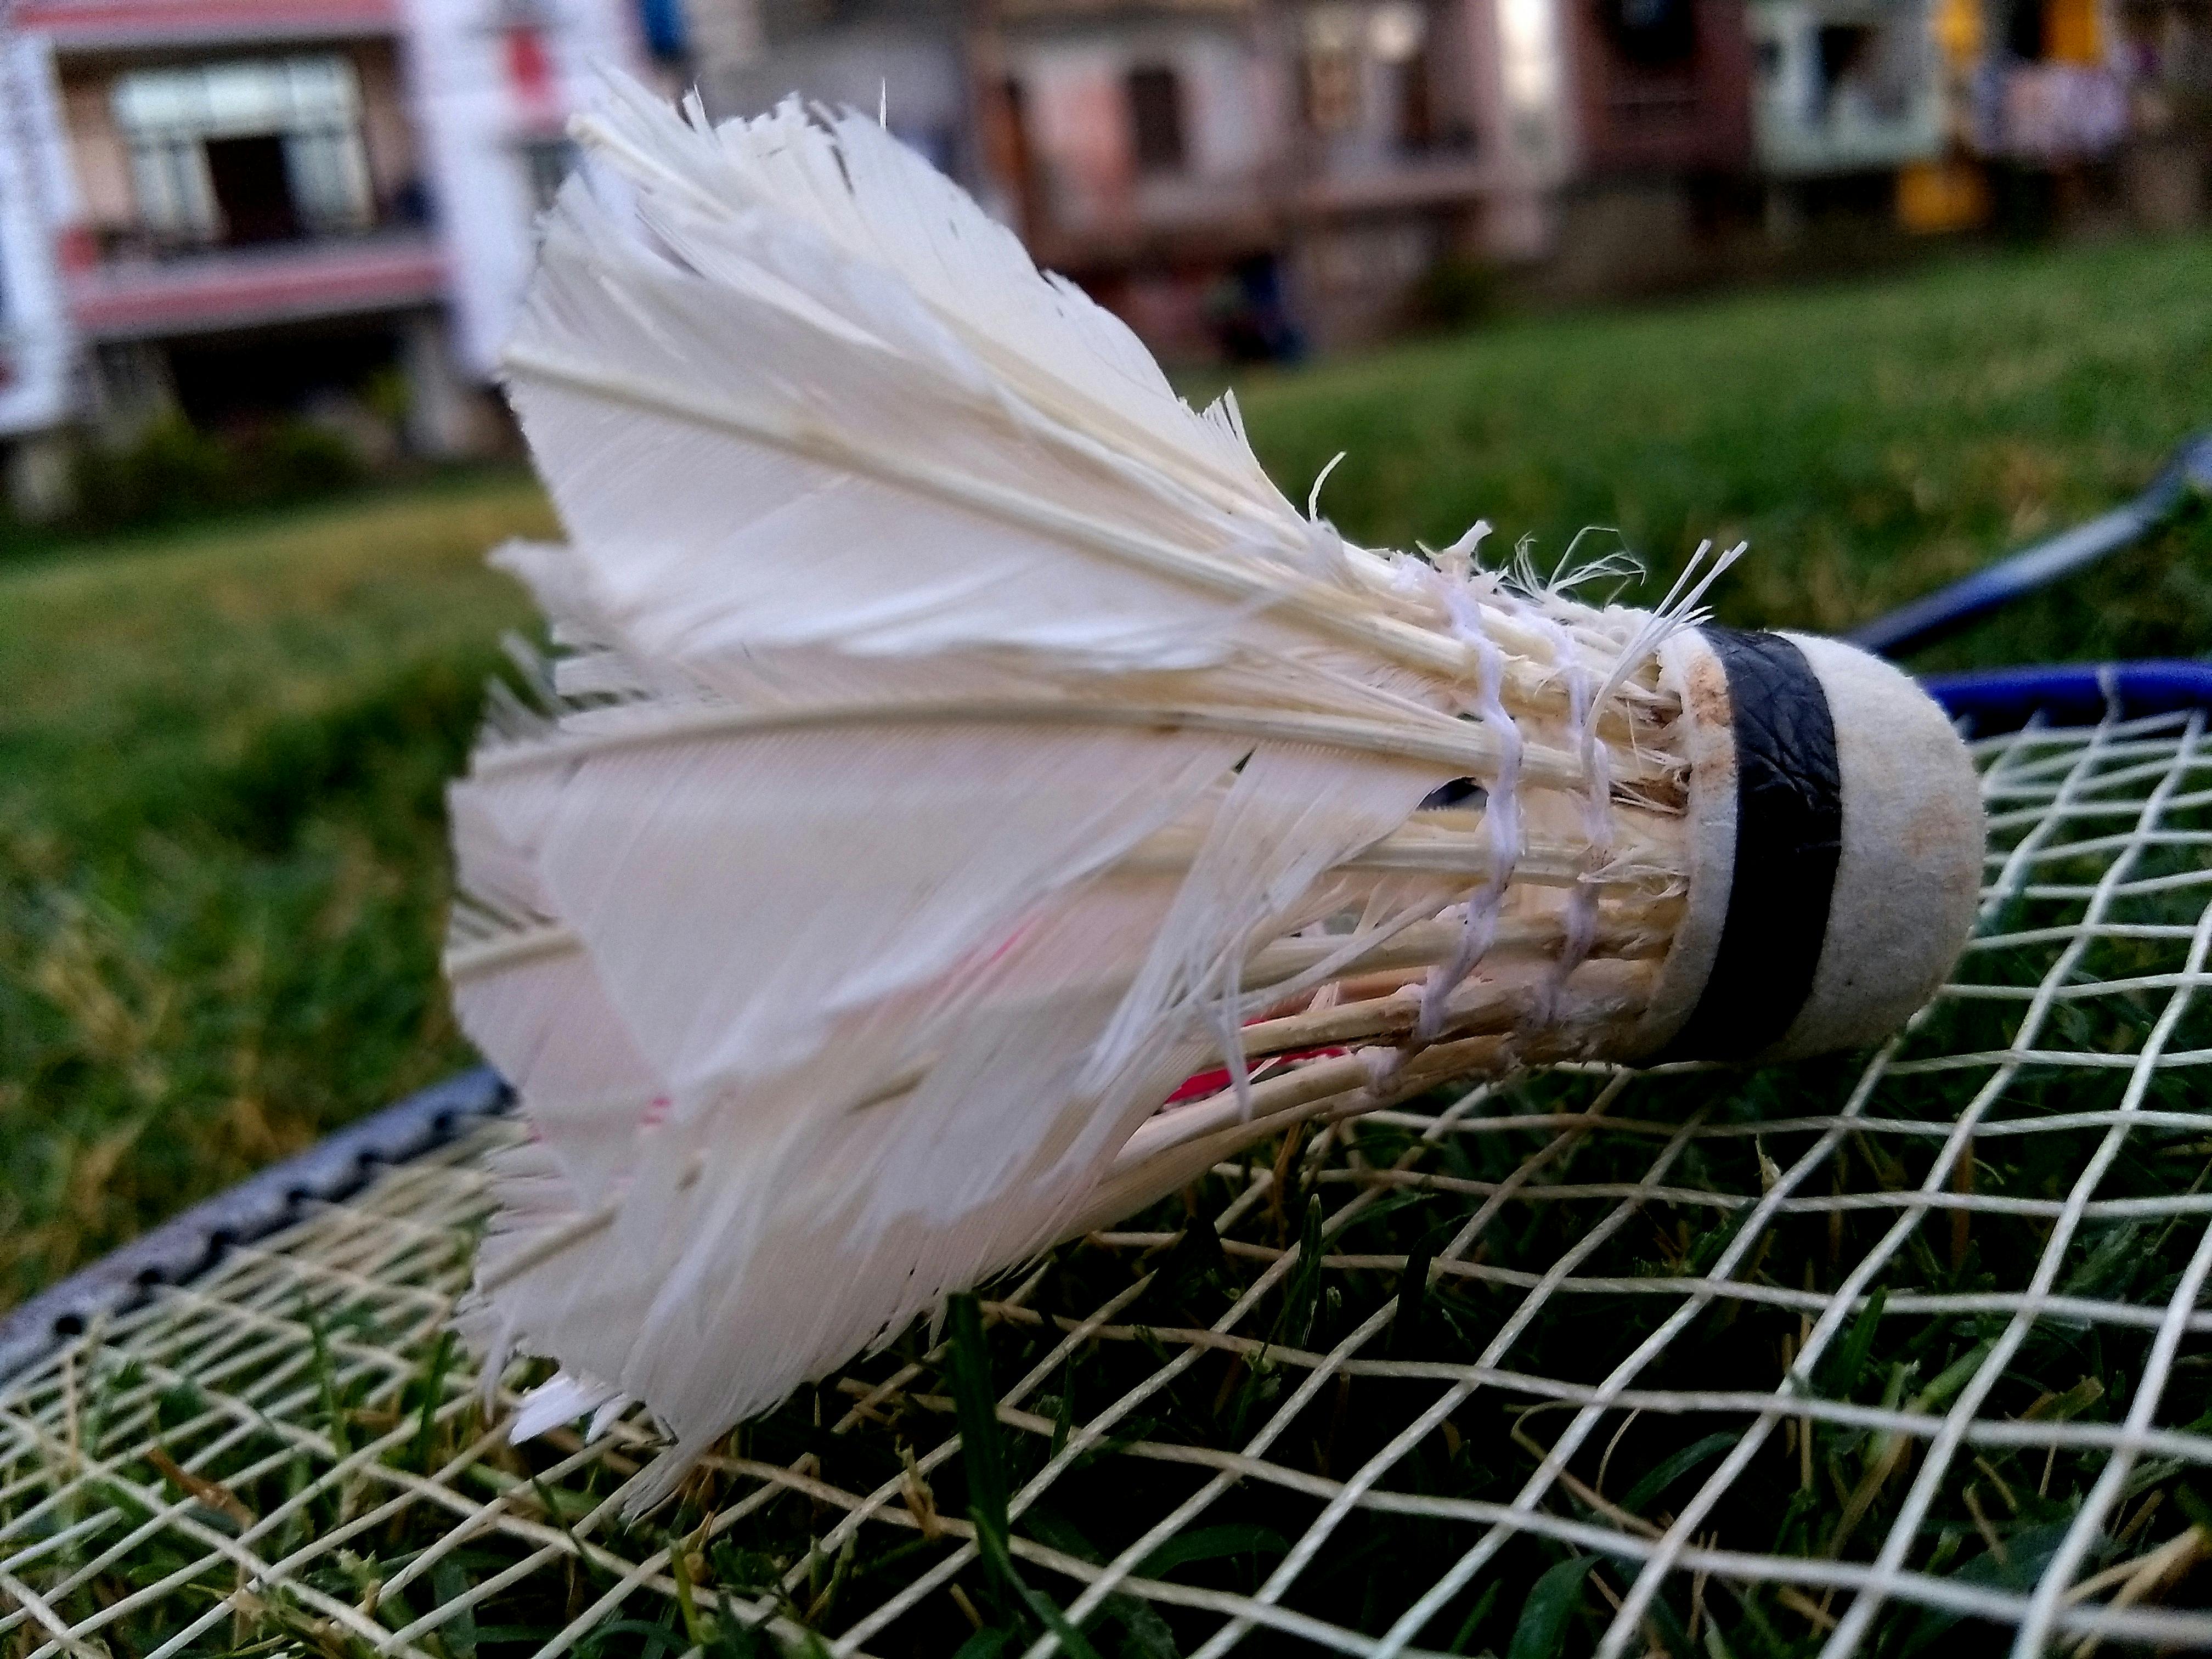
[[2, 229, 2208, 1310]]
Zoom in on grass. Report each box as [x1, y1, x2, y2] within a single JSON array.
[[2, 228, 2212, 1659], [0, 475, 552, 1303], [3, 229, 2210, 1313], [12, 843, 2212, 1657]]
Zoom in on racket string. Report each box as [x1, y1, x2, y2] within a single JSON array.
[[4, 710, 2212, 1656]]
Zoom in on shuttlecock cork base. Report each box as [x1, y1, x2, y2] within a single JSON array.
[[1632, 627, 1984, 1065]]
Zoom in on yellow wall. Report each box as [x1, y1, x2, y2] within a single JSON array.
[[2044, 0, 2103, 61], [1935, 0, 1983, 66], [1898, 158, 1991, 231]]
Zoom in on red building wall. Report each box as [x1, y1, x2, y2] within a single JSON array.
[[1567, 0, 1754, 177]]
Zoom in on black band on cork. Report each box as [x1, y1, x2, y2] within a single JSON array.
[[1661, 628, 1844, 1061]]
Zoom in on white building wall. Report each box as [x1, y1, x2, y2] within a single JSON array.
[[1180, 30, 1275, 177], [400, 0, 649, 378], [1006, 23, 1277, 233], [1750, 0, 1942, 174], [1013, 39, 1136, 232], [1491, 0, 1573, 180], [0, 31, 80, 437]]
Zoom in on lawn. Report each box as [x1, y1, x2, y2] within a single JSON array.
[[0, 475, 553, 1304], [3, 230, 2210, 1311]]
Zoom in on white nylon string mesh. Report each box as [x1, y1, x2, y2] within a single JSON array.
[[5, 703, 2212, 1658]]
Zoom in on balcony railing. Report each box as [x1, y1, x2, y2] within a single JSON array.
[[21, 0, 399, 50], [66, 227, 443, 340]]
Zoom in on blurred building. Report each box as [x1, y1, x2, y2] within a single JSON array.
[[980, 0, 1282, 356], [1267, 0, 1575, 344], [2114, 0, 2212, 224], [704, 0, 978, 177], [3, 0, 2204, 514], [684, 0, 2207, 352], [1546, 0, 1756, 292], [0, 0, 650, 514], [0, 25, 79, 512], [1750, 0, 1943, 179], [689, 0, 1578, 352], [1971, 0, 2126, 159]]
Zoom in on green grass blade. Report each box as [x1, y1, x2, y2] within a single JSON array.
[[1507, 1556, 1595, 1659]]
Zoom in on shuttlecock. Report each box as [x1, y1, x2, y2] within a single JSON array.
[[444, 77, 1984, 1502]]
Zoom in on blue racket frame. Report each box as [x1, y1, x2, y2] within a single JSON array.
[[1927, 660, 2212, 734]]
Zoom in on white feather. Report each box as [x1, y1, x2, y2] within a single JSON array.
[[454, 74, 1692, 1504], [574, 83, 1294, 533], [510, 1370, 625, 1443]]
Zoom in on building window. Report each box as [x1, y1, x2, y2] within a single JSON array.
[[1369, 0, 1429, 61], [1371, 3, 1437, 148], [1601, 0, 1700, 65], [1304, 6, 1365, 132], [1499, 0, 1566, 154], [1998, 0, 2100, 59], [112, 57, 374, 249], [1126, 64, 1188, 173]]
